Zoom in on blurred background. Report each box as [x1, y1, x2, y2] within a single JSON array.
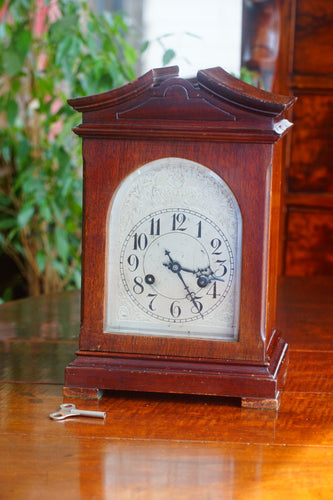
[[0, 0, 332, 302]]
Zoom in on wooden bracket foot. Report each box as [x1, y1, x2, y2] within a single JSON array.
[[63, 386, 104, 400], [241, 393, 280, 410]]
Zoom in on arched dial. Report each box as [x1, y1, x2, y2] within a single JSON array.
[[120, 208, 234, 323]]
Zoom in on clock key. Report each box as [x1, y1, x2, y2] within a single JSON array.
[[49, 403, 106, 421]]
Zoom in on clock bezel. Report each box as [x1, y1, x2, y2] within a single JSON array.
[[104, 157, 243, 342]]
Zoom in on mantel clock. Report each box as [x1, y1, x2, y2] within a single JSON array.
[[64, 66, 295, 409]]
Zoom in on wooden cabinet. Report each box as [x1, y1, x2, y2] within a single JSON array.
[[278, 0, 333, 275], [242, 0, 333, 275]]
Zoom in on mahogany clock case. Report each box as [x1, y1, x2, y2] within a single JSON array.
[[64, 67, 295, 408]]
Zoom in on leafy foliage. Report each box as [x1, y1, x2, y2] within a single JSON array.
[[0, 0, 139, 297], [239, 66, 264, 89]]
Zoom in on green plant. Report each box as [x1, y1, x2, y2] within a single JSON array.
[[238, 66, 264, 89], [0, 0, 139, 297]]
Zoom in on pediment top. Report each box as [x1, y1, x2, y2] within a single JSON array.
[[198, 67, 295, 116], [68, 66, 296, 142], [67, 66, 180, 113], [68, 66, 295, 118]]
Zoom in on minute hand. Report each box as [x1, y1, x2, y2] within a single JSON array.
[[163, 250, 203, 317], [180, 265, 225, 281]]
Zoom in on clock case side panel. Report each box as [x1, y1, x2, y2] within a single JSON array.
[[77, 139, 280, 364], [263, 140, 285, 361], [78, 139, 120, 349]]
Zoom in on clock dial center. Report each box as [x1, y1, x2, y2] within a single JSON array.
[[119, 208, 235, 326], [142, 231, 209, 301]]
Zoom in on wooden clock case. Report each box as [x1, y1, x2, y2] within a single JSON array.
[[64, 66, 295, 409]]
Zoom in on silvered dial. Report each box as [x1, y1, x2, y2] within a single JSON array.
[[120, 208, 234, 323]]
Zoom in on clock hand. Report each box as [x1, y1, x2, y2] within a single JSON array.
[[163, 251, 203, 275], [162, 255, 225, 289], [164, 250, 203, 318], [208, 274, 225, 282], [179, 266, 197, 274]]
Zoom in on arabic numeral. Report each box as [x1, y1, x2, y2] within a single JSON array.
[[191, 299, 203, 314], [197, 221, 202, 238], [206, 281, 220, 299], [133, 276, 144, 294], [133, 233, 148, 251], [172, 213, 187, 231], [211, 238, 222, 255], [170, 301, 181, 318], [150, 218, 160, 236], [147, 293, 157, 311], [215, 259, 228, 278], [127, 254, 139, 272]]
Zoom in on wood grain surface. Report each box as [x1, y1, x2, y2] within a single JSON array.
[[0, 276, 332, 499], [293, 0, 333, 75], [276, 0, 333, 276], [285, 210, 333, 276]]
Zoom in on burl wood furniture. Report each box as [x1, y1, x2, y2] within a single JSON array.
[[63, 67, 295, 408], [242, 0, 333, 276], [0, 276, 332, 499], [278, 0, 333, 276]]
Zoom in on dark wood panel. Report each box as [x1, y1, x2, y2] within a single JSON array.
[[273, 0, 333, 275], [288, 94, 333, 193], [293, 0, 333, 74], [285, 210, 333, 275], [286, 193, 333, 209], [291, 75, 333, 91]]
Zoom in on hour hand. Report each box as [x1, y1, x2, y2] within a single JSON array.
[[163, 250, 196, 274], [163, 250, 182, 273]]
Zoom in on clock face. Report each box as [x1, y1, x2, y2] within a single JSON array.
[[105, 157, 242, 341], [120, 208, 234, 324]]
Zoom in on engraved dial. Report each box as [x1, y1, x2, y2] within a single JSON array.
[[105, 157, 242, 341], [120, 208, 234, 323]]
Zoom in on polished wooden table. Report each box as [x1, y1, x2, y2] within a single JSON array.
[[0, 277, 332, 499]]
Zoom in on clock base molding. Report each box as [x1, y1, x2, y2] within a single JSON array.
[[63, 338, 288, 410]]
